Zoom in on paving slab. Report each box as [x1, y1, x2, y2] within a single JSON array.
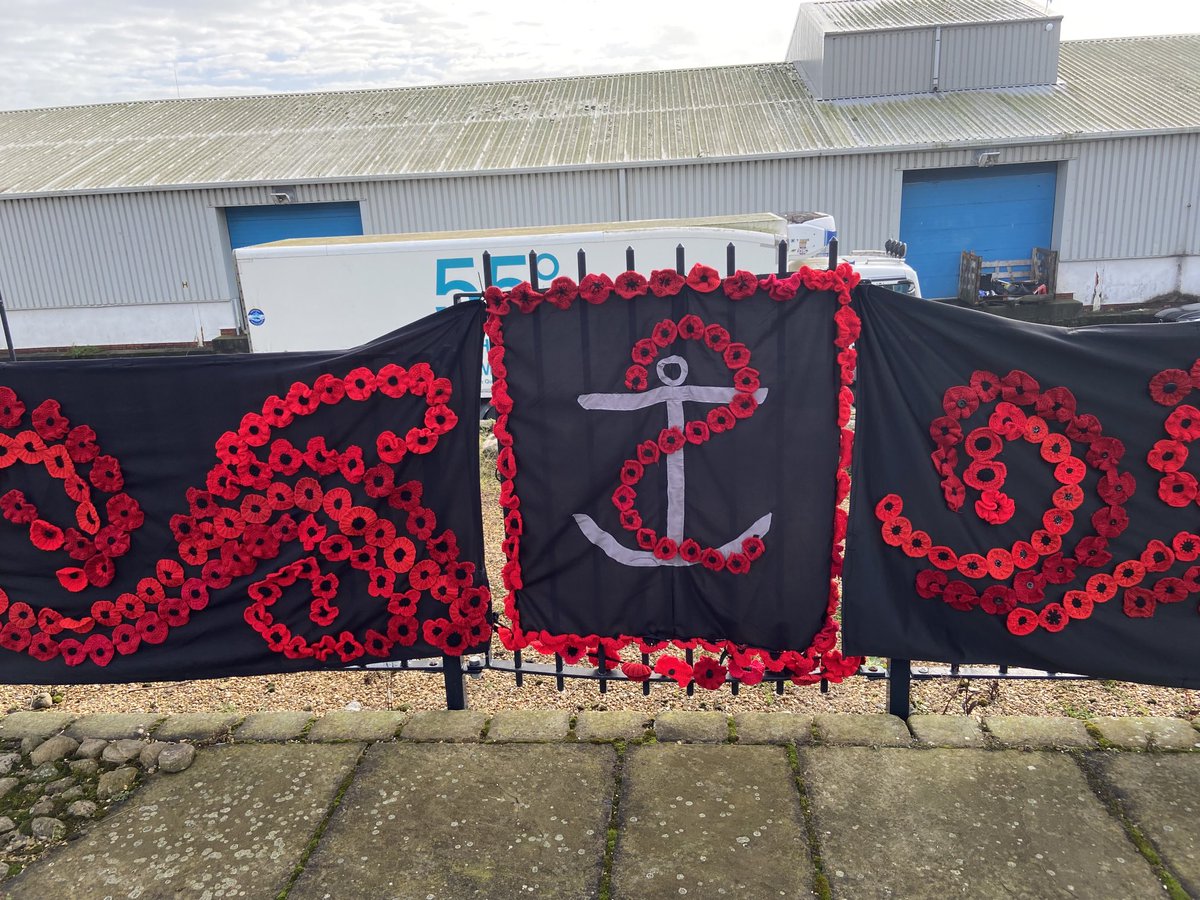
[[984, 715, 1095, 750], [485, 709, 571, 742], [3, 743, 362, 899], [574, 710, 651, 742], [613, 744, 811, 899], [306, 710, 406, 742], [0, 712, 73, 742], [814, 713, 911, 746], [233, 710, 314, 742], [1101, 752, 1200, 895], [153, 712, 242, 742], [909, 714, 986, 748], [1092, 716, 1200, 751], [734, 711, 813, 745], [805, 747, 1163, 899], [65, 713, 162, 740], [289, 742, 615, 900], [401, 710, 488, 742], [653, 710, 730, 743]]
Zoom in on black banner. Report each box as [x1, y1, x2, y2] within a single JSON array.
[[486, 266, 862, 683], [843, 286, 1200, 687], [0, 302, 487, 683]]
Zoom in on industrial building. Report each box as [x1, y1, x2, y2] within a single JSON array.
[[0, 0, 1196, 350]]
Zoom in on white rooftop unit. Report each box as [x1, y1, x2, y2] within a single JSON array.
[[788, 0, 1062, 100]]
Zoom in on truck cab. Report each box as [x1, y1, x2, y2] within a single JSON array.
[[830, 252, 922, 298]]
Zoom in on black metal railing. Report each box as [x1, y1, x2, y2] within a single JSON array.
[[396, 650, 1088, 717]]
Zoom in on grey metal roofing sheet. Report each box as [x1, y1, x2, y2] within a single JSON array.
[[809, 0, 1054, 32], [0, 35, 1197, 197]]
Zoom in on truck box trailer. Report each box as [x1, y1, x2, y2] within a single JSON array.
[[233, 213, 813, 394]]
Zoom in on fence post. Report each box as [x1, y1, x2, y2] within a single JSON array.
[[0, 295, 16, 362], [887, 658, 911, 719], [442, 655, 467, 710]]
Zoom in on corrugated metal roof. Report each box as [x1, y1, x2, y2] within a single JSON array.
[[809, 0, 1054, 32], [0, 35, 1197, 197]]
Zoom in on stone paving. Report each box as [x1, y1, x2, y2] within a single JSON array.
[[0, 709, 1193, 899]]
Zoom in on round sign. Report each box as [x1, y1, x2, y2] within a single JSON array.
[[247, 308, 266, 327]]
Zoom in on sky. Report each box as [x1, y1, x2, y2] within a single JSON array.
[[2, 0, 1198, 111]]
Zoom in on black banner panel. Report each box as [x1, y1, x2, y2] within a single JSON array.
[[0, 302, 487, 682], [843, 285, 1200, 687], [486, 265, 863, 686]]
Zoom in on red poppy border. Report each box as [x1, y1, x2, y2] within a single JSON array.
[[0, 366, 489, 668], [484, 262, 865, 689]]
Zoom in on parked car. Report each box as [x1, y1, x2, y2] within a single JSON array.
[[1155, 302, 1200, 323]]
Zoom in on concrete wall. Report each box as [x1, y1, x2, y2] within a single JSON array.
[[9, 301, 235, 351], [1059, 256, 1200, 308]]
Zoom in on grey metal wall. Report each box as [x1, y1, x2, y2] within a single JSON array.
[[1056, 133, 1200, 260], [364, 169, 621, 234], [0, 133, 1196, 312], [0, 171, 619, 311], [0, 191, 231, 311], [814, 19, 1059, 99], [0, 182, 366, 311], [824, 30, 935, 99], [786, 4, 827, 96], [940, 21, 1060, 91]]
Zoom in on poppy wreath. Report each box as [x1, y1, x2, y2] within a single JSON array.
[[484, 262, 864, 689], [0, 388, 144, 597], [875, 364, 1200, 637], [0, 366, 489, 667]]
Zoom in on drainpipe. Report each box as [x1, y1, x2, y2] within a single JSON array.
[[932, 26, 942, 92]]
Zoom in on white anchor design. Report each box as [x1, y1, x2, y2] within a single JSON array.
[[573, 354, 772, 567]]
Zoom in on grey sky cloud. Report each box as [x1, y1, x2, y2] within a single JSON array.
[[1, 0, 1197, 111]]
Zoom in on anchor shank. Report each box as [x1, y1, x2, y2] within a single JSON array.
[[666, 399, 685, 543]]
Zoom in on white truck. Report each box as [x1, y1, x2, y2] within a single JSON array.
[[233, 212, 919, 393]]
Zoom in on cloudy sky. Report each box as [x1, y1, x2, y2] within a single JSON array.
[[3, 0, 1198, 111]]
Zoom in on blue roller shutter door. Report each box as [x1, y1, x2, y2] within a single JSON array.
[[899, 163, 1057, 300], [226, 201, 363, 250]]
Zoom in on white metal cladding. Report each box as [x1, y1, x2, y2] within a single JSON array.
[[939, 21, 1060, 91], [823, 30, 936, 99], [1, 37, 1198, 196], [809, 0, 1052, 32]]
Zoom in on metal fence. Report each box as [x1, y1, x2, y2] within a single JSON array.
[[380, 650, 1088, 719]]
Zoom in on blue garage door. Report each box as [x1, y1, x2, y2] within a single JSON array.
[[899, 163, 1057, 300], [226, 201, 363, 250]]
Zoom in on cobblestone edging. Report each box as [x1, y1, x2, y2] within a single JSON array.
[[7, 708, 1198, 751], [0, 711, 218, 878]]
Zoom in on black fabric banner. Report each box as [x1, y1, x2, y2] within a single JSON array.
[[843, 285, 1200, 687], [0, 302, 487, 683], [486, 266, 862, 684]]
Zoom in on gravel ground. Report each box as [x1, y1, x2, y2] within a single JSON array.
[[2, 435, 1196, 723]]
